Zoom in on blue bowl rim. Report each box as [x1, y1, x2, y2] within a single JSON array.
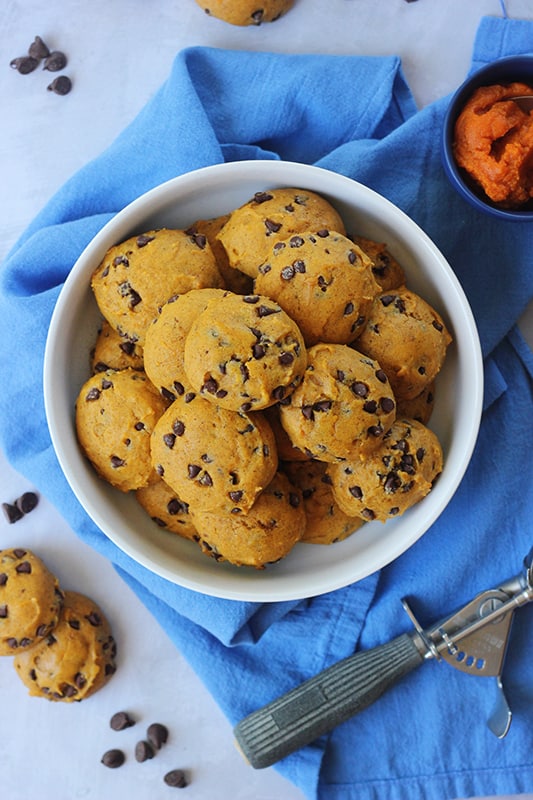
[[442, 54, 533, 221]]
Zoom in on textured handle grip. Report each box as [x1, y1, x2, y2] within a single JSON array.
[[234, 633, 423, 769]]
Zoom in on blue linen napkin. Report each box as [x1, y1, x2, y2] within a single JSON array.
[[1, 13, 533, 800]]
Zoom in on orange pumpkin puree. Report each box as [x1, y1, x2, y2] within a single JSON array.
[[453, 81, 533, 208]]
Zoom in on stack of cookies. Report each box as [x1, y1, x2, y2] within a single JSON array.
[[0, 547, 116, 701], [76, 187, 451, 569]]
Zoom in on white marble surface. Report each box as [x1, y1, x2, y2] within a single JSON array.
[[1, 1, 532, 799]]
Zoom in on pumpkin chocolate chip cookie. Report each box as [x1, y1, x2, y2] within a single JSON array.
[[150, 392, 278, 514], [0, 548, 63, 656], [13, 590, 117, 702], [279, 343, 396, 463], [183, 292, 307, 412]]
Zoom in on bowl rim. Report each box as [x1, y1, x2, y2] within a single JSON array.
[[43, 160, 484, 601], [442, 54, 533, 221]]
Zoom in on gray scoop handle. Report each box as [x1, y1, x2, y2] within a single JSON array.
[[234, 633, 423, 769]]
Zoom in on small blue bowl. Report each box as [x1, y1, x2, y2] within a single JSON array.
[[442, 55, 533, 221]]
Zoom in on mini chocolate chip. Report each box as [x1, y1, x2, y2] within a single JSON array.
[[362, 508, 376, 520], [2, 502, 23, 524], [136, 234, 155, 247], [264, 218, 281, 233], [15, 492, 39, 515], [68, 619, 80, 630], [289, 235, 305, 247], [28, 36, 50, 60], [281, 265, 295, 280], [344, 302, 355, 316], [229, 490, 243, 503], [147, 722, 168, 749], [135, 740, 154, 762], [188, 464, 201, 479], [13, 549, 27, 558], [86, 387, 101, 401], [164, 769, 188, 788], [351, 381, 369, 398], [15, 561, 32, 574], [289, 493, 300, 508], [243, 294, 259, 304], [0, 573, 8, 586], [85, 611, 102, 627], [256, 304, 280, 318], [110, 456, 125, 468], [253, 343, 266, 359], [381, 294, 395, 307], [74, 672, 87, 689], [203, 378, 218, 394], [0, 604, 7, 618], [172, 420, 185, 436], [110, 711, 136, 731], [163, 433, 176, 449], [199, 472, 213, 487], [184, 392, 196, 403], [10, 56, 39, 74], [363, 400, 377, 414], [375, 369, 388, 383], [7, 638, 18, 649], [35, 624, 47, 637], [348, 485, 363, 499], [43, 51, 67, 71], [101, 749, 125, 769], [368, 424, 384, 437], [47, 75, 72, 96], [380, 397, 395, 413], [253, 191, 273, 204], [432, 319, 444, 332], [278, 351, 294, 365], [302, 405, 314, 420]]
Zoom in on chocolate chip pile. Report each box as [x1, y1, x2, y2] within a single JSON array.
[[2, 491, 39, 524], [9, 35, 72, 95], [101, 712, 189, 788]]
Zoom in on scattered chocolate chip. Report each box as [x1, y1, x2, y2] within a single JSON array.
[[15, 561, 32, 574], [15, 491, 39, 515], [0, 604, 8, 618], [47, 75, 72, 95], [2, 502, 23, 524], [10, 56, 39, 74], [43, 51, 67, 71], [0, 573, 8, 586], [147, 722, 168, 750], [28, 36, 50, 60], [135, 740, 155, 762], [101, 749, 125, 769], [164, 769, 188, 788], [110, 710, 136, 731]]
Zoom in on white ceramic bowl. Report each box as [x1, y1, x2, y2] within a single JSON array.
[[44, 161, 483, 602]]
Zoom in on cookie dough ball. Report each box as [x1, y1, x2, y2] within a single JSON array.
[[144, 288, 228, 401], [396, 381, 436, 425], [351, 236, 405, 291], [13, 591, 117, 702], [91, 320, 144, 373], [76, 368, 168, 492], [328, 418, 443, 522], [184, 292, 307, 411], [282, 460, 363, 545], [192, 472, 305, 568], [188, 217, 253, 295], [0, 548, 63, 656], [255, 231, 380, 346], [195, 0, 295, 26], [279, 344, 396, 463], [151, 392, 278, 514], [217, 188, 346, 278], [136, 478, 198, 541], [356, 289, 452, 400], [91, 228, 224, 345]]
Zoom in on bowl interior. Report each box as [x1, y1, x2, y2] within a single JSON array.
[[442, 55, 533, 220], [44, 160, 483, 602]]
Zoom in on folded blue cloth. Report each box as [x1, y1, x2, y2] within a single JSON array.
[[1, 14, 533, 800]]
